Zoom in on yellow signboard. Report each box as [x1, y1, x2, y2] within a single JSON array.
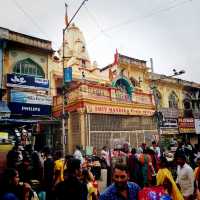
[[0, 132, 8, 139], [86, 104, 154, 116]]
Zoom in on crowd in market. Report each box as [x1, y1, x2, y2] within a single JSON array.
[[1, 139, 200, 200]]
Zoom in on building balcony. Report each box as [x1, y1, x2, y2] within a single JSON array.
[[53, 82, 154, 115]]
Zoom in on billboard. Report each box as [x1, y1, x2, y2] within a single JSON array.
[[178, 118, 195, 133], [8, 102, 51, 116], [7, 73, 49, 90], [10, 90, 52, 105]]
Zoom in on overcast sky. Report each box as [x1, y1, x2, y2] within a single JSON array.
[[0, 0, 199, 82]]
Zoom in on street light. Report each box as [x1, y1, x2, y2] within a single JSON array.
[[151, 69, 186, 144], [62, 0, 88, 155]]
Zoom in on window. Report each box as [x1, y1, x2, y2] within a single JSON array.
[[13, 58, 45, 78], [154, 89, 162, 109], [81, 60, 86, 68], [184, 100, 191, 110], [168, 91, 178, 108]]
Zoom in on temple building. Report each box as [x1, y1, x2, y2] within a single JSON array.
[[52, 24, 158, 153]]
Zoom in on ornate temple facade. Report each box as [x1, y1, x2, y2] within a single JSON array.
[[52, 24, 158, 153]]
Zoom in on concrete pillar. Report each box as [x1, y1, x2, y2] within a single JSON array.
[[78, 108, 86, 149]]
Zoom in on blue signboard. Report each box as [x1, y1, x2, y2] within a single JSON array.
[[7, 73, 49, 90], [64, 67, 72, 83], [8, 102, 51, 116], [10, 90, 52, 105]]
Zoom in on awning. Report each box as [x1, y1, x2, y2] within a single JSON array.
[[0, 118, 38, 123], [0, 118, 60, 124], [0, 101, 11, 118]]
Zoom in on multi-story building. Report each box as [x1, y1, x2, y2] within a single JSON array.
[[151, 73, 200, 146], [52, 24, 157, 153], [0, 27, 58, 150]]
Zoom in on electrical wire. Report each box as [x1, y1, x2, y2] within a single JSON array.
[[103, 0, 193, 33], [11, 0, 49, 39], [11, 0, 62, 50], [88, 0, 193, 45], [84, 5, 112, 40]]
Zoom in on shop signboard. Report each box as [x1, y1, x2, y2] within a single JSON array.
[[0, 101, 11, 119], [160, 118, 178, 128], [178, 118, 195, 133], [10, 90, 52, 105], [0, 132, 8, 140], [195, 119, 200, 134], [160, 108, 178, 118], [8, 102, 51, 116], [7, 73, 49, 90]]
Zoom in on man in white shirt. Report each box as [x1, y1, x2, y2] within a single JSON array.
[[150, 141, 161, 159], [73, 145, 84, 164], [176, 154, 194, 200], [101, 146, 110, 167]]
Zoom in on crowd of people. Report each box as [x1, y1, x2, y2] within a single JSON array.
[[0, 140, 200, 200]]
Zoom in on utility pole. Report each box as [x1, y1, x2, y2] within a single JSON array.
[[62, 0, 88, 155]]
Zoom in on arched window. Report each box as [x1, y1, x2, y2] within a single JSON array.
[[183, 93, 192, 110], [168, 91, 178, 108], [13, 58, 45, 78], [183, 100, 191, 110], [112, 77, 134, 100], [154, 89, 162, 109]]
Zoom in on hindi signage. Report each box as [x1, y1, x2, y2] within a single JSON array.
[[178, 118, 195, 133]]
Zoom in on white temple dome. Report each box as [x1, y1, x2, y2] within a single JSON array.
[[62, 23, 90, 62]]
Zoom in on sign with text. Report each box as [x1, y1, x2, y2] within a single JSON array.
[[160, 118, 178, 128], [160, 108, 179, 118], [195, 119, 200, 134], [86, 104, 155, 116], [7, 73, 49, 90], [8, 102, 51, 116], [11, 90, 52, 105], [178, 118, 195, 133]]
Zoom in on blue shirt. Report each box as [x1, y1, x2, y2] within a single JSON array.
[[99, 182, 140, 200]]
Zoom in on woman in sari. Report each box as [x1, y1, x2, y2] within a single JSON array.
[[138, 149, 155, 187], [156, 156, 184, 200], [194, 157, 200, 200]]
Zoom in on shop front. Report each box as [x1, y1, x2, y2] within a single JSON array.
[[178, 117, 197, 145], [3, 73, 55, 150]]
